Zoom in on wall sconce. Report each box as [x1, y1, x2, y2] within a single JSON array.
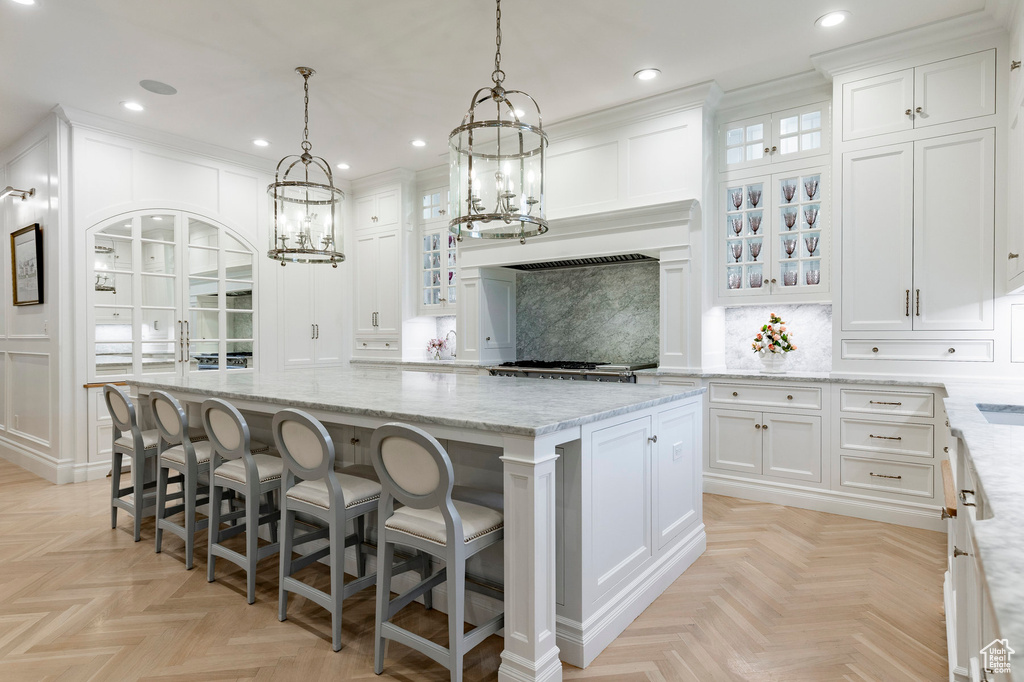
[[0, 186, 35, 201]]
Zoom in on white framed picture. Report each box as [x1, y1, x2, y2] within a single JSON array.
[[11, 223, 42, 306]]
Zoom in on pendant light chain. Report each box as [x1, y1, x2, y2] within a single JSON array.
[[491, 0, 504, 85], [301, 70, 312, 152]]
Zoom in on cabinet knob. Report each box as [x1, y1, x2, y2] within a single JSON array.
[[761, 424, 768, 431], [787, 395, 793, 400], [486, 336, 491, 341], [362, 342, 367, 347], [439, 209, 447, 215], [439, 297, 447, 303], [872, 347, 879, 353], [915, 106, 923, 114], [350, 438, 360, 445], [944, 446, 949, 453], [764, 146, 771, 154], [953, 546, 969, 558], [770, 278, 777, 284], [905, 108, 912, 116], [1013, 60, 1022, 70], [648, 435, 658, 443], [948, 347, 955, 354], [732, 391, 738, 396], [770, 146, 777, 153], [755, 423, 761, 429], [385, 343, 390, 347], [1010, 252, 1020, 259]]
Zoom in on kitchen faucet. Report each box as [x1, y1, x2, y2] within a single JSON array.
[[446, 329, 457, 358]]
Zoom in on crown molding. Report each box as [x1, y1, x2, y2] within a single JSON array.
[[54, 105, 277, 175], [349, 167, 416, 194], [415, 164, 448, 190], [716, 71, 831, 116], [810, 10, 1006, 78]]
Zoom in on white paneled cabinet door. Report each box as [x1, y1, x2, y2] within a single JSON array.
[[762, 412, 821, 483], [653, 404, 700, 550], [481, 276, 514, 349], [912, 130, 994, 331], [354, 234, 377, 335], [374, 189, 400, 228], [280, 265, 315, 368], [374, 231, 400, 336], [312, 266, 344, 364], [841, 144, 914, 331], [842, 69, 914, 141], [709, 409, 763, 475], [914, 51, 995, 130], [1010, 100, 1024, 290]]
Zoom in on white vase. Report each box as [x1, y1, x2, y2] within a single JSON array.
[[760, 351, 788, 373]]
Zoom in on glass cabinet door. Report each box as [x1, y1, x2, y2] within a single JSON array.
[[723, 177, 770, 295], [774, 171, 824, 291], [418, 187, 456, 315]]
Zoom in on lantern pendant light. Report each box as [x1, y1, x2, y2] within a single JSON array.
[[267, 67, 345, 266], [448, 0, 548, 244]]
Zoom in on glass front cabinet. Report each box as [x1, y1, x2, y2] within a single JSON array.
[[418, 187, 457, 315], [88, 211, 257, 380], [720, 165, 829, 302]]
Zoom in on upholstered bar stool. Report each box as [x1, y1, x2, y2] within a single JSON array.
[[105, 384, 162, 542], [370, 423, 505, 682], [202, 398, 282, 604], [272, 408, 384, 651]]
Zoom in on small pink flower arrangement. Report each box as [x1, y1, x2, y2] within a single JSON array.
[[427, 338, 447, 360], [752, 312, 796, 355]]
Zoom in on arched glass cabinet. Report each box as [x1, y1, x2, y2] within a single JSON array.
[[87, 211, 257, 379]]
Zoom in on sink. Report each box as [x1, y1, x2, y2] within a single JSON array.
[[976, 403, 1024, 425]]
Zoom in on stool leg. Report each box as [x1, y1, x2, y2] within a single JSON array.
[[264, 492, 278, 544], [278, 504, 293, 623], [446, 550, 466, 682], [329, 513, 343, 652], [154, 463, 168, 553], [355, 515, 367, 578], [183, 466, 197, 570], [207, 482, 221, 583], [246, 489, 259, 604], [110, 451, 123, 529], [420, 551, 434, 611], [374, 538, 395, 674], [131, 450, 145, 542]]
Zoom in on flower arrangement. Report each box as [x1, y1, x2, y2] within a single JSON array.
[[752, 312, 796, 355], [427, 338, 448, 360]]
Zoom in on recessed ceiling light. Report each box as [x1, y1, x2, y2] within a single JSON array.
[[121, 101, 144, 112], [139, 79, 177, 96], [252, 139, 270, 147], [815, 10, 849, 27], [634, 68, 661, 81], [336, 163, 350, 170], [411, 139, 427, 147], [9, 0, 36, 5]]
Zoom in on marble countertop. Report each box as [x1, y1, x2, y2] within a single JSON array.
[[128, 366, 704, 437], [349, 358, 485, 370], [943, 382, 1024, 653], [636, 367, 949, 387]]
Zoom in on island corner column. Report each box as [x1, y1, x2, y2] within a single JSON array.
[[498, 431, 567, 682]]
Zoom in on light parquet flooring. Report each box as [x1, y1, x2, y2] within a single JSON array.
[[0, 459, 947, 681]]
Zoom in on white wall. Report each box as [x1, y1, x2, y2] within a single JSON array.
[[0, 113, 71, 482]]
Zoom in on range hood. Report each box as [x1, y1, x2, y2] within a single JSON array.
[[504, 253, 657, 271]]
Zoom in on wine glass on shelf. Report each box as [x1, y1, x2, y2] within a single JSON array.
[[806, 268, 821, 285], [749, 239, 762, 262], [784, 269, 798, 286], [781, 182, 797, 203], [730, 189, 743, 210], [804, 178, 820, 201], [749, 271, 763, 288], [730, 216, 744, 235], [730, 242, 743, 262], [728, 271, 742, 290], [747, 188, 762, 208], [804, 206, 819, 228], [804, 235, 819, 256], [748, 214, 762, 234], [782, 208, 798, 230], [783, 238, 797, 258]]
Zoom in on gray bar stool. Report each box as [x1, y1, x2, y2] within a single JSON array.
[[370, 423, 505, 682], [202, 398, 281, 604], [272, 408, 383, 651], [105, 384, 161, 542], [150, 390, 219, 570]]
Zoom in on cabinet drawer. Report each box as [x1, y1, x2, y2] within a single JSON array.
[[839, 418, 934, 458], [841, 339, 993, 362], [355, 338, 400, 352], [658, 378, 698, 389], [839, 388, 934, 418], [709, 382, 821, 410], [839, 455, 934, 499]]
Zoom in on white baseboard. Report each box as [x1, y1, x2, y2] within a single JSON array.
[[555, 522, 707, 669], [0, 436, 71, 484], [703, 472, 945, 532], [74, 460, 113, 482], [944, 570, 970, 682]]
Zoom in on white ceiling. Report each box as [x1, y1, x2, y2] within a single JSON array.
[[0, 0, 996, 178]]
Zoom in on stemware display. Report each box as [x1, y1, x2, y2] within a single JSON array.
[[781, 182, 797, 203], [730, 216, 744, 235], [806, 268, 821, 285], [749, 240, 762, 262], [731, 189, 743, 210], [782, 208, 798, 230], [728, 271, 742, 289], [747, 188, 762, 208], [749, 271, 763, 288], [783, 270, 798, 286], [730, 242, 743, 262], [804, 206, 819, 227], [804, 178, 819, 201], [748, 214, 762, 234], [805, 235, 819, 256], [783, 238, 797, 258]]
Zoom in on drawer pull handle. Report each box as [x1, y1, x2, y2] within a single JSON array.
[[869, 472, 902, 480], [787, 395, 793, 400], [869, 400, 902, 406], [872, 347, 879, 353], [953, 546, 969, 558], [944, 446, 949, 453], [905, 289, 909, 317], [1010, 252, 1020, 259], [959, 489, 976, 507], [869, 434, 902, 440], [732, 391, 739, 397], [1013, 60, 1022, 70], [941, 508, 952, 520]]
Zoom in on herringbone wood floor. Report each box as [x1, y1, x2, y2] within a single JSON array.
[[0, 458, 947, 681]]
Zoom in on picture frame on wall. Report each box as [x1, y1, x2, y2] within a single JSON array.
[[11, 223, 43, 306]]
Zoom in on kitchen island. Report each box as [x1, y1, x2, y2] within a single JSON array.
[[129, 366, 705, 680]]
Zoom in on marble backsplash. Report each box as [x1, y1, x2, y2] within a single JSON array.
[[516, 262, 659, 363], [724, 304, 832, 372]]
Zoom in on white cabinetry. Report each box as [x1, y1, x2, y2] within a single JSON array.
[[841, 129, 994, 333], [418, 186, 457, 315], [721, 101, 830, 172], [280, 264, 344, 368], [354, 187, 399, 231], [842, 50, 995, 141], [353, 230, 401, 353]]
